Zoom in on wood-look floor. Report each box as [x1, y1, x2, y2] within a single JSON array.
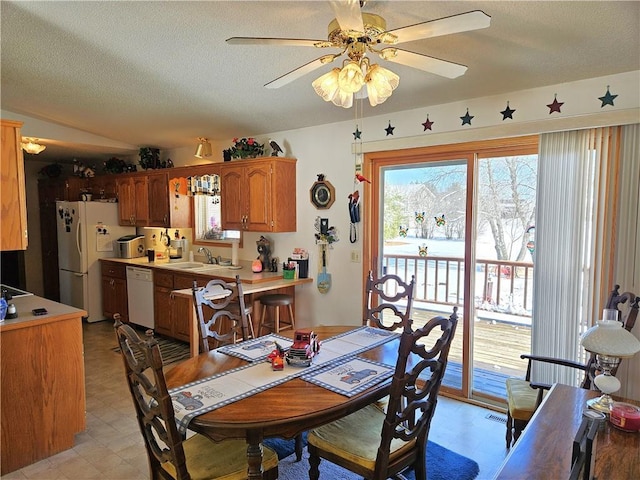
[[3, 320, 510, 480]]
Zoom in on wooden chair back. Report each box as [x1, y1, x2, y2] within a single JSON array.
[[113, 315, 190, 480], [363, 270, 415, 332], [192, 275, 250, 352], [375, 307, 458, 479]]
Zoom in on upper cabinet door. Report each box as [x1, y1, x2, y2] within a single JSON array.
[[219, 157, 296, 233], [147, 171, 169, 227], [220, 166, 245, 231], [1, 120, 28, 250]]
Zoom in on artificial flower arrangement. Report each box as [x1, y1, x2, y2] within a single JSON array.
[[314, 216, 339, 245], [224, 137, 265, 159]]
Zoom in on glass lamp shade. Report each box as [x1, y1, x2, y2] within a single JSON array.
[[338, 61, 365, 93], [365, 64, 399, 106], [331, 88, 353, 109], [194, 138, 212, 158], [312, 68, 341, 102], [581, 320, 640, 357], [21, 138, 46, 154]]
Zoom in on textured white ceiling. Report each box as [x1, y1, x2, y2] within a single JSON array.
[[1, 1, 639, 162]]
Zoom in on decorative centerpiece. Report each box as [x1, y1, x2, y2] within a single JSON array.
[[224, 137, 264, 159]]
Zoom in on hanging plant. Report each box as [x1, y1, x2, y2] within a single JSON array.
[[38, 162, 63, 178]]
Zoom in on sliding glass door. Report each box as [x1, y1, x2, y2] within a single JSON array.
[[364, 138, 538, 403]]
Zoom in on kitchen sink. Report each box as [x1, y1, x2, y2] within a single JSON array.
[[160, 261, 205, 270], [192, 265, 229, 273]]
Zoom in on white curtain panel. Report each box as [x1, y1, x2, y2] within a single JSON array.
[[614, 123, 640, 400], [531, 128, 620, 386]]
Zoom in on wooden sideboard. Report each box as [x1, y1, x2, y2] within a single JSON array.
[[0, 296, 87, 474], [494, 383, 640, 480]]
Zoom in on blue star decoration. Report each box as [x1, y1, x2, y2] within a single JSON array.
[[385, 121, 395, 136], [422, 115, 434, 131], [500, 102, 516, 120], [547, 94, 564, 114], [353, 126, 362, 140], [598, 86, 618, 107], [460, 109, 474, 126]]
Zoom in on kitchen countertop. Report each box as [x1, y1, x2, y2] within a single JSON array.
[[100, 257, 312, 285], [0, 294, 87, 331]]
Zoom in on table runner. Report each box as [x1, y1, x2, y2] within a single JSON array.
[[169, 326, 399, 433]]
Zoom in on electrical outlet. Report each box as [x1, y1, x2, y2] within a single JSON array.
[[351, 250, 361, 263]]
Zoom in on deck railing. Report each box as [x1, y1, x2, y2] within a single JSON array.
[[382, 254, 534, 319]]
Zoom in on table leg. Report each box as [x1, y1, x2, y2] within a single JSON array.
[[246, 429, 264, 480]]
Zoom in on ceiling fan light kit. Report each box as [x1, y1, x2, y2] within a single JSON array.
[[21, 137, 46, 154], [227, 2, 490, 108]]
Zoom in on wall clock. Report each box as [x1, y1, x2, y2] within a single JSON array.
[[310, 175, 335, 209]]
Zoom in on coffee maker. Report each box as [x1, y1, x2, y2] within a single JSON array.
[[169, 238, 189, 261]]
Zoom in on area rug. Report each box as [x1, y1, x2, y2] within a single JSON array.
[[265, 435, 479, 480], [111, 335, 190, 366]]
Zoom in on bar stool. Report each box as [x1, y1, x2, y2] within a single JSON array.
[[258, 293, 295, 334]]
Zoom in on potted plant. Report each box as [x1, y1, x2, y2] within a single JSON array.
[[224, 137, 264, 159]]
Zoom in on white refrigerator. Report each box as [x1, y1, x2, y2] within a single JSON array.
[[56, 201, 135, 322]]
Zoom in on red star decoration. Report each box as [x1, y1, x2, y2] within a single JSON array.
[[422, 116, 434, 131], [547, 95, 564, 114]]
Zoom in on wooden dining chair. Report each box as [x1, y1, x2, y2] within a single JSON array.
[[308, 307, 458, 480], [113, 314, 279, 480], [505, 284, 639, 448], [192, 275, 254, 353], [363, 270, 416, 331]]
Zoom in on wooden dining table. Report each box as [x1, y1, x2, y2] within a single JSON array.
[[164, 325, 400, 480]]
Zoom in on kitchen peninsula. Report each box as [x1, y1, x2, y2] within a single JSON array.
[[0, 295, 86, 474], [100, 258, 312, 356]]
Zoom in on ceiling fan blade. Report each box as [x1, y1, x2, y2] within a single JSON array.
[[381, 48, 467, 79], [329, 0, 364, 33], [265, 56, 337, 89], [386, 10, 491, 44], [227, 37, 326, 47]]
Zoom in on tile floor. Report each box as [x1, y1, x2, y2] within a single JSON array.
[[2, 321, 510, 479]]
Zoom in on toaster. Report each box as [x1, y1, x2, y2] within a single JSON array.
[[116, 234, 146, 259]]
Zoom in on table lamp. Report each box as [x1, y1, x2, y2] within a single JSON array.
[[580, 309, 640, 413]]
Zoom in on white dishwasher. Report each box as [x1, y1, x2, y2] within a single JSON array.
[[126, 266, 155, 329]]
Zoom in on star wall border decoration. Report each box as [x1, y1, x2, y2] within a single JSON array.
[[422, 114, 434, 131], [598, 85, 617, 107], [385, 120, 395, 136], [547, 94, 564, 114], [460, 108, 474, 126], [500, 101, 516, 120]]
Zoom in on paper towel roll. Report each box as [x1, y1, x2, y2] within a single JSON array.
[[231, 241, 239, 266]]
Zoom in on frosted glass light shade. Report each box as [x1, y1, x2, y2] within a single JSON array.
[[312, 68, 341, 101], [338, 61, 365, 93], [331, 88, 353, 109], [21, 138, 46, 154], [581, 320, 640, 357], [365, 64, 399, 106]]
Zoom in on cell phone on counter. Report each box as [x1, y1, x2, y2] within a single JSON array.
[[32, 308, 48, 316]]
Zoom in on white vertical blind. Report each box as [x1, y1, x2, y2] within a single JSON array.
[[531, 128, 620, 386]]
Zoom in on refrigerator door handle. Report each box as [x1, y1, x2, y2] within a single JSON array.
[[76, 220, 82, 257]]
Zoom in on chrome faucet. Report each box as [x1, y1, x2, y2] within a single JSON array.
[[198, 247, 216, 264]]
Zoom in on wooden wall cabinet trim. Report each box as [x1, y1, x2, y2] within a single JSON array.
[[220, 157, 296, 232], [1, 120, 28, 250]]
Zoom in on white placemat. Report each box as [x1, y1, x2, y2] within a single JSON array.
[[301, 357, 394, 397]]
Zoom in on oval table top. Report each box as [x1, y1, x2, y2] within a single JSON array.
[[164, 325, 400, 440]]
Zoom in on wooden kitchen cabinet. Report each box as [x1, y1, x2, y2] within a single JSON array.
[[220, 157, 296, 232], [153, 270, 206, 342], [117, 171, 189, 227], [101, 260, 128, 323], [116, 175, 150, 226], [1, 120, 28, 250]]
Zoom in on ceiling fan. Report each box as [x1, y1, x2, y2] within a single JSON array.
[[226, 0, 491, 107]]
